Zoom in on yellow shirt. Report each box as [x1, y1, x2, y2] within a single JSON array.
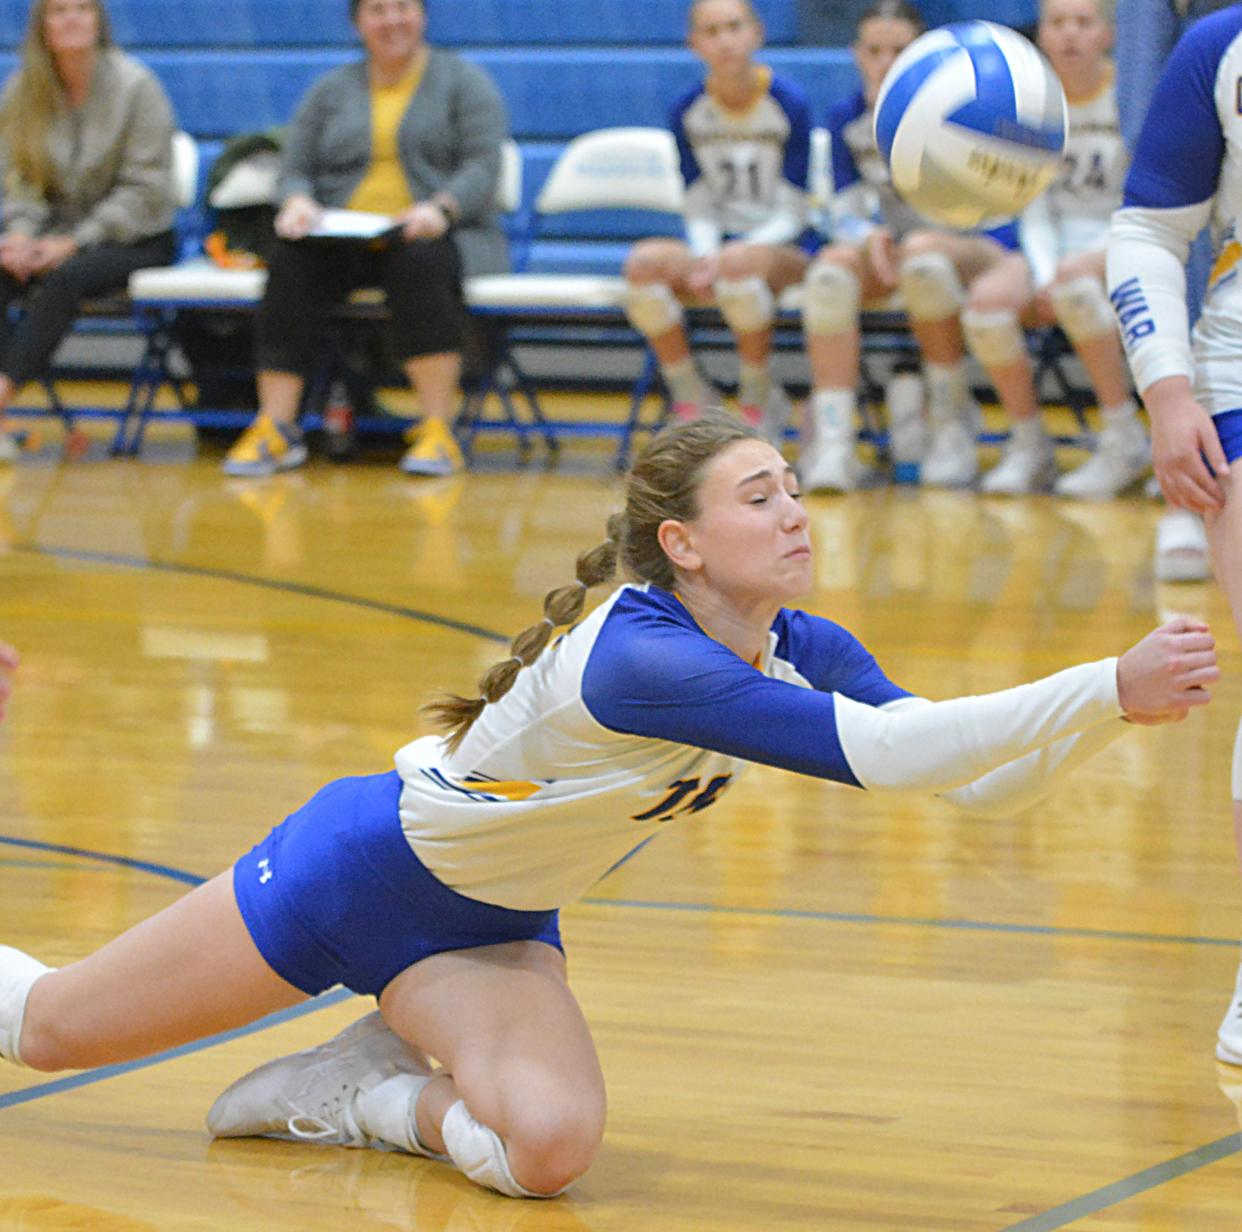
[[347, 57, 426, 214]]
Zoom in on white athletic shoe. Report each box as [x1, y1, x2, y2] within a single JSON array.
[[1216, 960, 1242, 1066], [1053, 417, 1150, 500], [1154, 509, 1211, 583], [207, 1011, 432, 1146], [980, 425, 1056, 496], [921, 413, 979, 488], [801, 433, 863, 493], [0, 432, 18, 464]]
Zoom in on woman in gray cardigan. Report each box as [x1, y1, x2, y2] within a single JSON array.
[[223, 0, 509, 479], [0, 0, 176, 464]]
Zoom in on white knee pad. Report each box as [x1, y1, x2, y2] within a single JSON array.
[[962, 307, 1026, 367], [715, 275, 775, 334], [441, 1099, 564, 1199], [802, 261, 860, 335], [899, 251, 964, 322], [1049, 274, 1116, 344], [1232, 720, 1242, 801], [622, 282, 683, 338], [0, 946, 53, 1067]]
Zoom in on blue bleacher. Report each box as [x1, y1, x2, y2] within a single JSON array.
[[0, 0, 800, 48], [0, 0, 1030, 282]]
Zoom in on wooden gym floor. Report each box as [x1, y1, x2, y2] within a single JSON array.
[[1, 408, 1241, 1230]]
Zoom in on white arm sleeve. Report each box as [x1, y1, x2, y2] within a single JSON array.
[[938, 720, 1128, 818], [834, 658, 1121, 793], [1019, 193, 1058, 291], [686, 215, 722, 258], [1107, 202, 1212, 393], [742, 181, 807, 248]]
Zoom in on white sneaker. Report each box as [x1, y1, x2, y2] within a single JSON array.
[[740, 385, 793, 448], [1053, 417, 1150, 500], [0, 432, 17, 464], [981, 425, 1056, 495], [801, 434, 862, 492], [1216, 960, 1242, 1065], [1154, 509, 1211, 583], [921, 414, 979, 487], [207, 1011, 432, 1146]]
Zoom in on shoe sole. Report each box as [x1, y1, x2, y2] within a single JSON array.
[[222, 444, 308, 478]]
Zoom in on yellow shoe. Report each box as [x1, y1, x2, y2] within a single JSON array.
[[399, 417, 464, 477], [222, 416, 308, 477]]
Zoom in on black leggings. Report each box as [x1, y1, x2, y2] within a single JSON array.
[[255, 235, 466, 374], [0, 231, 176, 388]]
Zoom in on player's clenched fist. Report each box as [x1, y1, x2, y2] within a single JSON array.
[[1116, 617, 1219, 725]]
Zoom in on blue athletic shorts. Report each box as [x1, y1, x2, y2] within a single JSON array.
[[233, 771, 563, 997], [1214, 408, 1242, 464]]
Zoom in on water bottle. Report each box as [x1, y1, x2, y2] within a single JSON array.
[[323, 380, 355, 462]]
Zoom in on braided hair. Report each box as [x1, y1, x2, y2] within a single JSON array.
[[426, 410, 759, 752]]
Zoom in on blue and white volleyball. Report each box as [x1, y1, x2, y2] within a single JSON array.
[[873, 21, 1067, 229]]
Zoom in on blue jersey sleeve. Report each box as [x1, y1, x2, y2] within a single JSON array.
[[670, 85, 705, 188], [827, 91, 866, 193], [770, 75, 812, 190], [580, 591, 890, 786], [1123, 8, 1239, 209], [771, 609, 912, 707]]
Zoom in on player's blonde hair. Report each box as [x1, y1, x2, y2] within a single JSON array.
[[0, 0, 114, 194], [1039, 0, 1115, 24], [426, 411, 759, 753], [688, 0, 761, 32]]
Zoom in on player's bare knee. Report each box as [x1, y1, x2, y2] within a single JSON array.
[[896, 228, 949, 263], [505, 1101, 605, 1194]]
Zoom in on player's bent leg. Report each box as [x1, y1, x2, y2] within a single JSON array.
[[1204, 458, 1242, 1063], [12, 872, 306, 1072], [378, 939, 607, 1196], [898, 246, 979, 486], [1049, 272, 1150, 499], [801, 259, 865, 491]]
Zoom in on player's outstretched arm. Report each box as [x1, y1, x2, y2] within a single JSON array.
[[834, 619, 1216, 796], [0, 642, 17, 723]]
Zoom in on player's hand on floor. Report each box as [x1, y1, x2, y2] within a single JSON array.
[[1116, 617, 1218, 725]]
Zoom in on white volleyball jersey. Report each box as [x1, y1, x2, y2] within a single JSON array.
[[827, 88, 924, 241], [1048, 65, 1127, 230], [671, 68, 812, 255], [1021, 67, 1126, 284], [827, 88, 1021, 251], [395, 584, 911, 911], [1107, 6, 1242, 401]]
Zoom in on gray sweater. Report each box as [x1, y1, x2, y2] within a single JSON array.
[[280, 50, 510, 277], [2, 48, 176, 247]]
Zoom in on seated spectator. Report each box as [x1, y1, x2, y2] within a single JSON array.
[[0, 0, 176, 465], [622, 0, 815, 442], [222, 0, 508, 479], [799, 0, 925, 491], [960, 0, 1150, 498]]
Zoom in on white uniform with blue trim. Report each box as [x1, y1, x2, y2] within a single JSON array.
[[826, 88, 1021, 252], [670, 68, 812, 257], [1022, 66, 1127, 287], [1108, 5, 1242, 410], [395, 584, 1128, 912]]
